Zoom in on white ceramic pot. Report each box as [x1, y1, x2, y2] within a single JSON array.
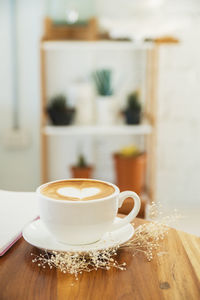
[[75, 82, 95, 125], [68, 81, 95, 125], [96, 96, 117, 125]]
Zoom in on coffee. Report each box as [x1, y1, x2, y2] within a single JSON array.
[[40, 179, 115, 201]]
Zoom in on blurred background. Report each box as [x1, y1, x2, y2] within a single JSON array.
[[0, 0, 200, 234]]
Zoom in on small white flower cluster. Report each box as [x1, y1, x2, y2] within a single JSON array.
[[121, 221, 168, 261], [31, 247, 126, 279]]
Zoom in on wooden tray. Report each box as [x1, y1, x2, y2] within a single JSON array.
[[43, 17, 98, 41]]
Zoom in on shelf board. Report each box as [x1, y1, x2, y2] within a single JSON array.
[[43, 123, 152, 136], [41, 40, 154, 51]]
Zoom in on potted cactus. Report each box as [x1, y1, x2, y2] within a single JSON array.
[[47, 94, 75, 125], [124, 91, 142, 124], [71, 155, 93, 178], [113, 145, 146, 195], [93, 69, 117, 125]]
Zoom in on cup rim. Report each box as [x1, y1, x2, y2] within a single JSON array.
[[36, 178, 119, 204]]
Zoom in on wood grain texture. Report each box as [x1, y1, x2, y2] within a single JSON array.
[[0, 219, 199, 300]]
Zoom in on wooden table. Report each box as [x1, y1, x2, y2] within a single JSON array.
[[0, 218, 200, 300]]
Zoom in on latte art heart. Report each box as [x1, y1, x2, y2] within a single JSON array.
[[57, 187, 100, 200], [40, 179, 115, 201]]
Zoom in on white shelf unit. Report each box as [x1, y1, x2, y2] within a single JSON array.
[[43, 123, 152, 136], [41, 40, 154, 51], [40, 39, 162, 202]]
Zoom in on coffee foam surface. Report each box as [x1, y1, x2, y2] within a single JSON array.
[[41, 180, 115, 201]]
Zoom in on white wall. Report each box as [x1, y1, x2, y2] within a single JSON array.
[[0, 0, 44, 191], [156, 6, 200, 206]]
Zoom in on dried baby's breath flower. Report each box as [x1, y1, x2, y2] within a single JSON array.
[[31, 248, 125, 279], [32, 203, 180, 278], [121, 221, 169, 261]]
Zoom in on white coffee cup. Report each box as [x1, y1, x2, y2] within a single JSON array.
[[37, 179, 141, 245]]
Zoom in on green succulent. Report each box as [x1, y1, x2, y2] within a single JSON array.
[[127, 91, 141, 112], [93, 69, 113, 96], [77, 155, 88, 168], [49, 94, 67, 110]]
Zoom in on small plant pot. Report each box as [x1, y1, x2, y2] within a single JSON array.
[[47, 108, 75, 125], [96, 96, 117, 125], [113, 153, 146, 195], [71, 166, 93, 179], [124, 110, 141, 125]]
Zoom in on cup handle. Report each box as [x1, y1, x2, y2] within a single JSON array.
[[110, 191, 141, 231]]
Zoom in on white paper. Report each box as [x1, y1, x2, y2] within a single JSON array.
[[0, 190, 38, 254]]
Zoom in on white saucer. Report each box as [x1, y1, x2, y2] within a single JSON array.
[[22, 218, 134, 253]]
